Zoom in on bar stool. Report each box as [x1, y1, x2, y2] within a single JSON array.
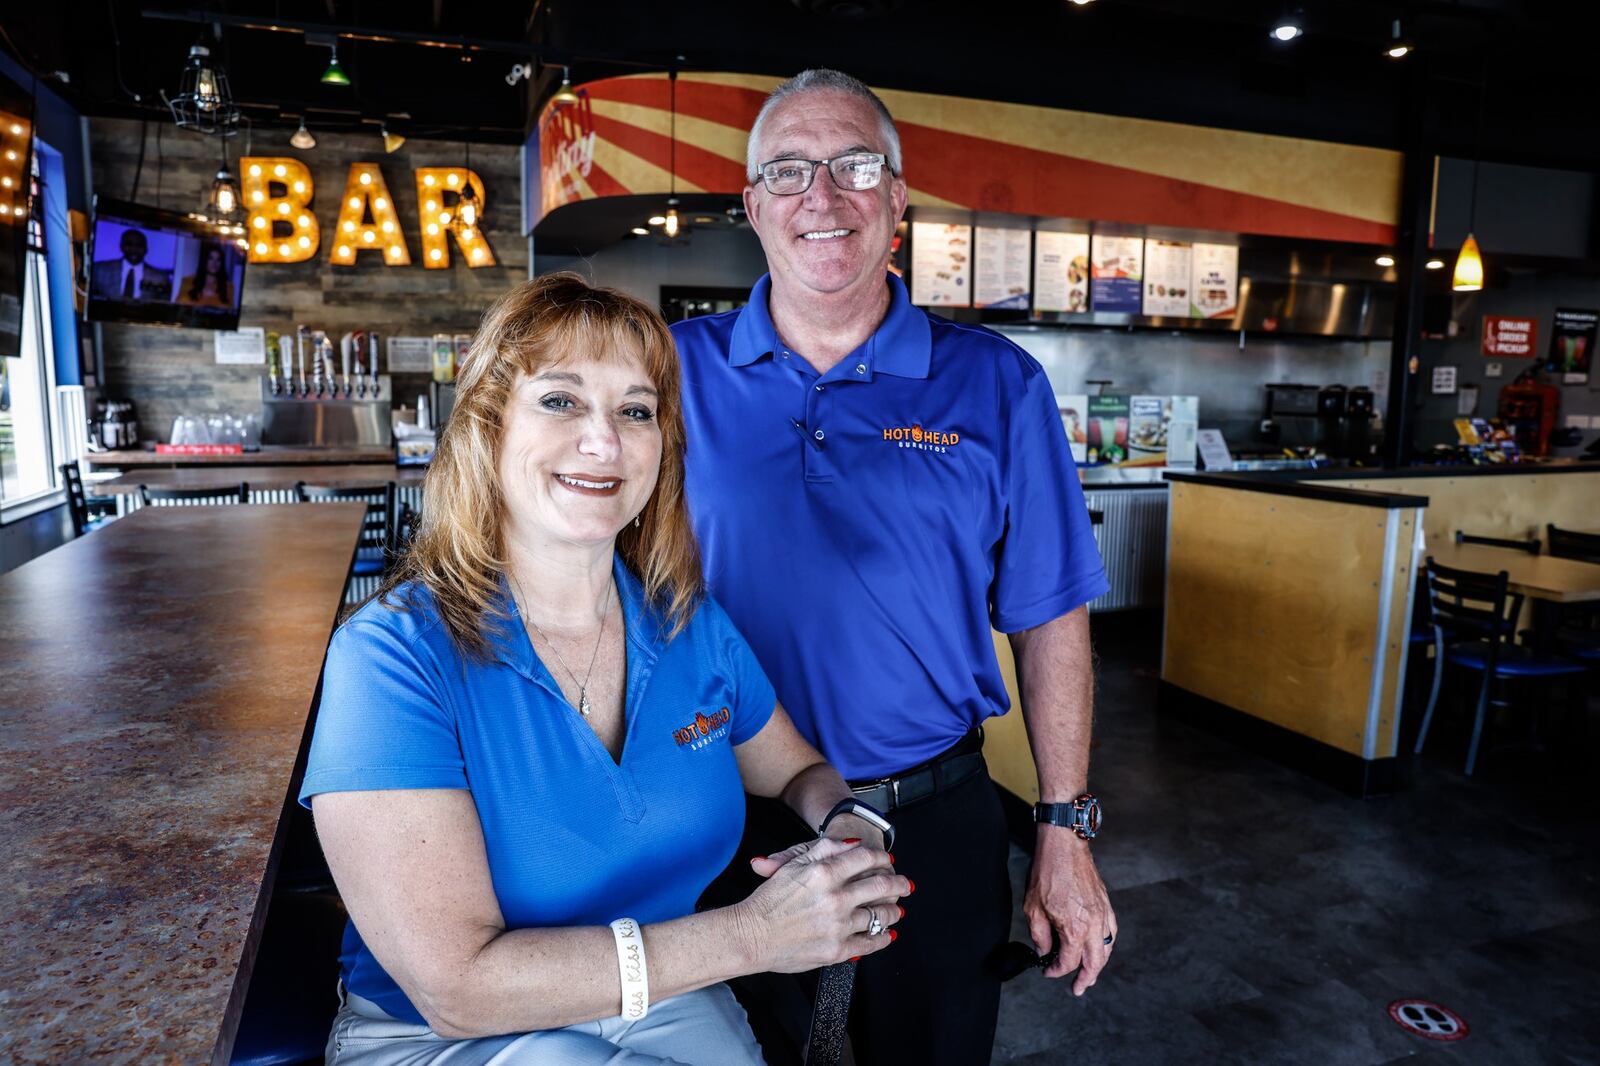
[[295, 482, 396, 603], [1413, 559, 1587, 775], [59, 462, 114, 536], [138, 483, 250, 507]]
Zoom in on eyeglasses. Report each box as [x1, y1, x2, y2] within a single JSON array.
[[754, 152, 892, 195]]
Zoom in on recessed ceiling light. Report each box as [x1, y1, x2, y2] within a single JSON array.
[[1375, 255, 1395, 267], [631, 227, 649, 236], [1270, 11, 1303, 41], [1425, 258, 1445, 270]]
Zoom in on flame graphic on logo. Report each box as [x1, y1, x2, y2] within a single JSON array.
[[695, 712, 710, 736], [911, 424, 924, 442]]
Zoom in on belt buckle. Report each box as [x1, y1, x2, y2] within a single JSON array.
[[891, 778, 901, 808]]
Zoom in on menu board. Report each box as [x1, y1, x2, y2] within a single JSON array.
[[1090, 235, 1143, 313], [1143, 241, 1193, 317], [910, 222, 972, 306], [1190, 243, 1239, 319], [1034, 232, 1090, 313], [1056, 393, 1089, 463], [974, 226, 1032, 309], [1086, 395, 1129, 464]]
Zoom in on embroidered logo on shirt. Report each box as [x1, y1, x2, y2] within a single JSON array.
[[882, 423, 961, 453], [672, 706, 732, 750]]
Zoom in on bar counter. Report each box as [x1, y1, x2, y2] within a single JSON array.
[[85, 445, 398, 469], [0, 503, 367, 1064], [95, 463, 426, 496]]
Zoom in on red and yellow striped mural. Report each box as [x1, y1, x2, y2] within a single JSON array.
[[537, 72, 1401, 245]]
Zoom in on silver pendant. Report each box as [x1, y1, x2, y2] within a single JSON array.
[[579, 690, 592, 717]]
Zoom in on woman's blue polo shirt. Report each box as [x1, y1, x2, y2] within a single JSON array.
[[298, 558, 775, 1025]]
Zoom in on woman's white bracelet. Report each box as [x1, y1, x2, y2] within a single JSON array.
[[609, 917, 650, 1020]]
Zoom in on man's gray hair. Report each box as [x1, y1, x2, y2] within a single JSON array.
[[745, 69, 903, 183]]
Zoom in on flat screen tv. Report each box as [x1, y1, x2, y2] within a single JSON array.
[[0, 72, 35, 360], [87, 197, 247, 330]]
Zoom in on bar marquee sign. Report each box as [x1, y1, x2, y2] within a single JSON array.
[[239, 158, 496, 269]]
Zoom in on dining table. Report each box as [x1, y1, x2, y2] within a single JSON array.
[[0, 503, 366, 1064]]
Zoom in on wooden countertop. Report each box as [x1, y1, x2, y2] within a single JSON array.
[[1426, 541, 1600, 603], [95, 463, 428, 495], [86, 446, 398, 468], [0, 504, 366, 1064]]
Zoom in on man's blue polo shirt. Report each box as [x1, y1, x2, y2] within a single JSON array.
[[672, 273, 1107, 782], [298, 558, 775, 1025]]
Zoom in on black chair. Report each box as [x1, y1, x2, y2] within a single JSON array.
[[138, 482, 250, 507], [1414, 559, 1587, 775], [1454, 529, 1540, 555], [1547, 523, 1600, 565], [229, 886, 348, 1066], [387, 497, 420, 569], [296, 482, 397, 603], [60, 462, 114, 537]]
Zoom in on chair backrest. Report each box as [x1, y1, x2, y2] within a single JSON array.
[[1546, 523, 1600, 565], [387, 498, 420, 569], [60, 462, 92, 537], [139, 482, 250, 506], [1454, 529, 1540, 555], [295, 481, 393, 554], [1424, 558, 1520, 654]]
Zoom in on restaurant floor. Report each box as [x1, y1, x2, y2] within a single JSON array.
[[989, 612, 1600, 1066]]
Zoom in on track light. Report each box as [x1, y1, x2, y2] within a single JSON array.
[[1385, 19, 1413, 58], [290, 119, 316, 150]]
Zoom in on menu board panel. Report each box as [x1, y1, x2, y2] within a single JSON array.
[[1190, 243, 1239, 319], [1034, 232, 1090, 313], [974, 226, 1032, 309], [1143, 240, 1193, 317], [1090, 235, 1143, 313], [1547, 307, 1597, 384], [910, 221, 972, 306], [1086, 395, 1130, 464]]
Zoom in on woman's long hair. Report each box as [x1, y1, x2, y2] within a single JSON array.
[[381, 272, 703, 657], [186, 242, 231, 303]]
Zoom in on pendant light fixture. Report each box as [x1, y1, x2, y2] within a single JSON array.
[[552, 66, 580, 107], [451, 141, 480, 239], [381, 124, 406, 153], [170, 40, 240, 136], [321, 42, 352, 86], [1453, 58, 1489, 293], [1270, 9, 1304, 41], [1385, 19, 1413, 59], [290, 118, 316, 150], [648, 71, 690, 245]]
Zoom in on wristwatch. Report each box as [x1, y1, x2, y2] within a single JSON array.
[[819, 798, 896, 851], [1033, 794, 1102, 840]]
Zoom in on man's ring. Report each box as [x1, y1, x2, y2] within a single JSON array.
[[1103, 933, 1114, 946], [867, 912, 885, 937]]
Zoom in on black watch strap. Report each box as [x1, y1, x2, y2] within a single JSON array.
[[1032, 794, 1101, 840], [820, 798, 895, 851]]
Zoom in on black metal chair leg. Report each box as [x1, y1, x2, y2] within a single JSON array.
[[1414, 629, 1446, 755], [1464, 670, 1494, 776]]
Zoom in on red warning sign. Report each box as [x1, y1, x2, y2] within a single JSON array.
[[1483, 316, 1538, 358], [1387, 999, 1469, 1041]]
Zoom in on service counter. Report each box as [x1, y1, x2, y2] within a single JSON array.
[[1157, 462, 1600, 795], [85, 445, 398, 469]]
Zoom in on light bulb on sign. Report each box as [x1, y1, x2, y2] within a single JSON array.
[[460, 202, 477, 226]]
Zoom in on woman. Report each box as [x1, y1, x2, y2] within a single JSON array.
[[177, 242, 232, 307], [301, 273, 906, 1065]]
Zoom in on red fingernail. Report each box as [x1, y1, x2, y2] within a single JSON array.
[[888, 852, 895, 864], [849, 956, 861, 963], [842, 838, 861, 845], [906, 879, 916, 895], [898, 905, 905, 919], [748, 856, 762, 864], [888, 929, 898, 942]]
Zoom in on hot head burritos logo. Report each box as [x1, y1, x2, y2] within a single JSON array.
[[882, 423, 961, 454]]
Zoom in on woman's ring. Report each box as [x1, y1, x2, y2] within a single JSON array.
[[1103, 933, 1115, 946], [867, 911, 885, 937]]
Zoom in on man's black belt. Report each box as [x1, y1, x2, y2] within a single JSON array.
[[847, 728, 986, 814]]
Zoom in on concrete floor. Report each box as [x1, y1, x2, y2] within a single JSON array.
[[990, 614, 1600, 1065]]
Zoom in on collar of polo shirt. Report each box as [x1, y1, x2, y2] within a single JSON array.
[[728, 273, 932, 380]]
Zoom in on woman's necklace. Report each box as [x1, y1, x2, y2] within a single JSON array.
[[512, 573, 614, 717]]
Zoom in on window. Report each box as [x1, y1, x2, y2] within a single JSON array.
[[0, 247, 60, 510]]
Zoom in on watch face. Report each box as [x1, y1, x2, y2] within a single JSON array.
[[1084, 800, 1102, 834]]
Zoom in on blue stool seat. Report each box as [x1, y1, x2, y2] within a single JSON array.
[[1445, 640, 1589, 677], [1410, 628, 1434, 645], [351, 546, 386, 577]]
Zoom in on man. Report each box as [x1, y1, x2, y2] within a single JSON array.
[[675, 69, 1115, 1065], [92, 228, 172, 302]]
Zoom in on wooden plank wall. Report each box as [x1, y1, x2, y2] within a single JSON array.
[[89, 119, 528, 442], [1324, 473, 1600, 551]]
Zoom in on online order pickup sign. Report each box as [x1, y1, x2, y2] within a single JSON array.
[[1482, 315, 1538, 357]]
